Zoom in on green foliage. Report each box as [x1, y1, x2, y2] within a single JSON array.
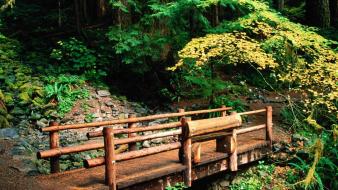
[[165, 182, 187, 190], [230, 161, 275, 190], [106, 26, 167, 73], [288, 132, 338, 190], [211, 95, 246, 112], [44, 75, 89, 117], [50, 38, 105, 79]]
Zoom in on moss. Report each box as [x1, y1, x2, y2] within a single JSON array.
[[18, 91, 31, 105], [4, 93, 14, 105], [0, 115, 10, 128]]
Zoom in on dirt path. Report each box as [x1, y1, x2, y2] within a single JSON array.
[[0, 140, 42, 190]]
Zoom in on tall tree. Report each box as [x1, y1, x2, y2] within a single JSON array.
[[329, 0, 338, 27], [306, 0, 331, 28]]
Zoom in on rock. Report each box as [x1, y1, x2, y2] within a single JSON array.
[[30, 112, 41, 120], [105, 101, 114, 107], [273, 143, 282, 152], [148, 118, 168, 126], [36, 120, 47, 128], [142, 141, 151, 148], [97, 90, 111, 97], [0, 128, 18, 139], [219, 180, 230, 187], [10, 107, 26, 115], [151, 137, 164, 144], [292, 134, 308, 142], [11, 158, 37, 173]]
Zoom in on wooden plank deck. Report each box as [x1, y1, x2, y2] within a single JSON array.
[[36, 128, 270, 190]]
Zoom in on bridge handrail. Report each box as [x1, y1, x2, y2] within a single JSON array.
[[40, 107, 232, 132], [37, 106, 232, 173], [102, 106, 273, 189]]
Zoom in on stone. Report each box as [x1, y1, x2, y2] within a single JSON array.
[[219, 180, 230, 187], [151, 137, 164, 144], [11, 158, 37, 173], [105, 101, 114, 107], [10, 107, 26, 115], [36, 120, 47, 128], [0, 128, 18, 139], [142, 141, 151, 148], [97, 90, 111, 97]]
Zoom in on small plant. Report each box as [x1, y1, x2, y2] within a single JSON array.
[[165, 182, 187, 190], [50, 38, 106, 79], [230, 161, 275, 190], [44, 75, 89, 117], [85, 113, 95, 123]]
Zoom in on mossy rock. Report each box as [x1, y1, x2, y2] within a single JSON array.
[[4, 93, 14, 105], [32, 97, 45, 108], [10, 107, 26, 115], [0, 115, 10, 128], [18, 91, 32, 105], [0, 90, 4, 100]]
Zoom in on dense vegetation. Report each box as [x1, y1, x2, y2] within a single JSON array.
[[0, 0, 337, 189]]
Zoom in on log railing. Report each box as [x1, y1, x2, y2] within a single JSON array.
[[37, 106, 232, 173], [102, 106, 273, 189]]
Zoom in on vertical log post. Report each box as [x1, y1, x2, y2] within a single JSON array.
[[216, 105, 227, 152], [221, 105, 227, 117], [128, 114, 137, 151], [49, 122, 60, 173], [266, 106, 273, 149], [103, 127, 116, 190], [181, 117, 192, 187], [178, 108, 185, 162], [226, 129, 238, 171]]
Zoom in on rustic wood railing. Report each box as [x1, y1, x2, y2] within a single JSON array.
[[101, 106, 273, 189], [37, 106, 232, 173]]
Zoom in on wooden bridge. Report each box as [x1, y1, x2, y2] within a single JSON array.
[[37, 106, 273, 190]]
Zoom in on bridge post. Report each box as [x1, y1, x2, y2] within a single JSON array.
[[178, 108, 185, 162], [49, 121, 60, 173], [103, 127, 117, 190], [216, 106, 227, 152], [266, 106, 273, 149], [128, 114, 137, 151], [226, 129, 238, 171], [181, 117, 192, 187]]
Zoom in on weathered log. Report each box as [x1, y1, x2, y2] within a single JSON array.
[[186, 114, 242, 137], [41, 107, 232, 132], [238, 109, 266, 116], [181, 117, 192, 187], [38, 130, 181, 159], [87, 122, 181, 138], [226, 129, 237, 171], [103, 127, 116, 190], [49, 122, 60, 173], [84, 142, 181, 168], [128, 114, 137, 151], [266, 106, 273, 148], [192, 143, 201, 164], [236, 124, 266, 135]]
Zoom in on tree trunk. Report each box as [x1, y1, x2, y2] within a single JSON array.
[[74, 0, 82, 34], [97, 0, 108, 18], [116, 0, 131, 28], [276, 0, 285, 11], [306, 0, 331, 28], [329, 0, 338, 27]]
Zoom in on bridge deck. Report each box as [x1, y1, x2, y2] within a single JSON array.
[[37, 128, 269, 190]]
